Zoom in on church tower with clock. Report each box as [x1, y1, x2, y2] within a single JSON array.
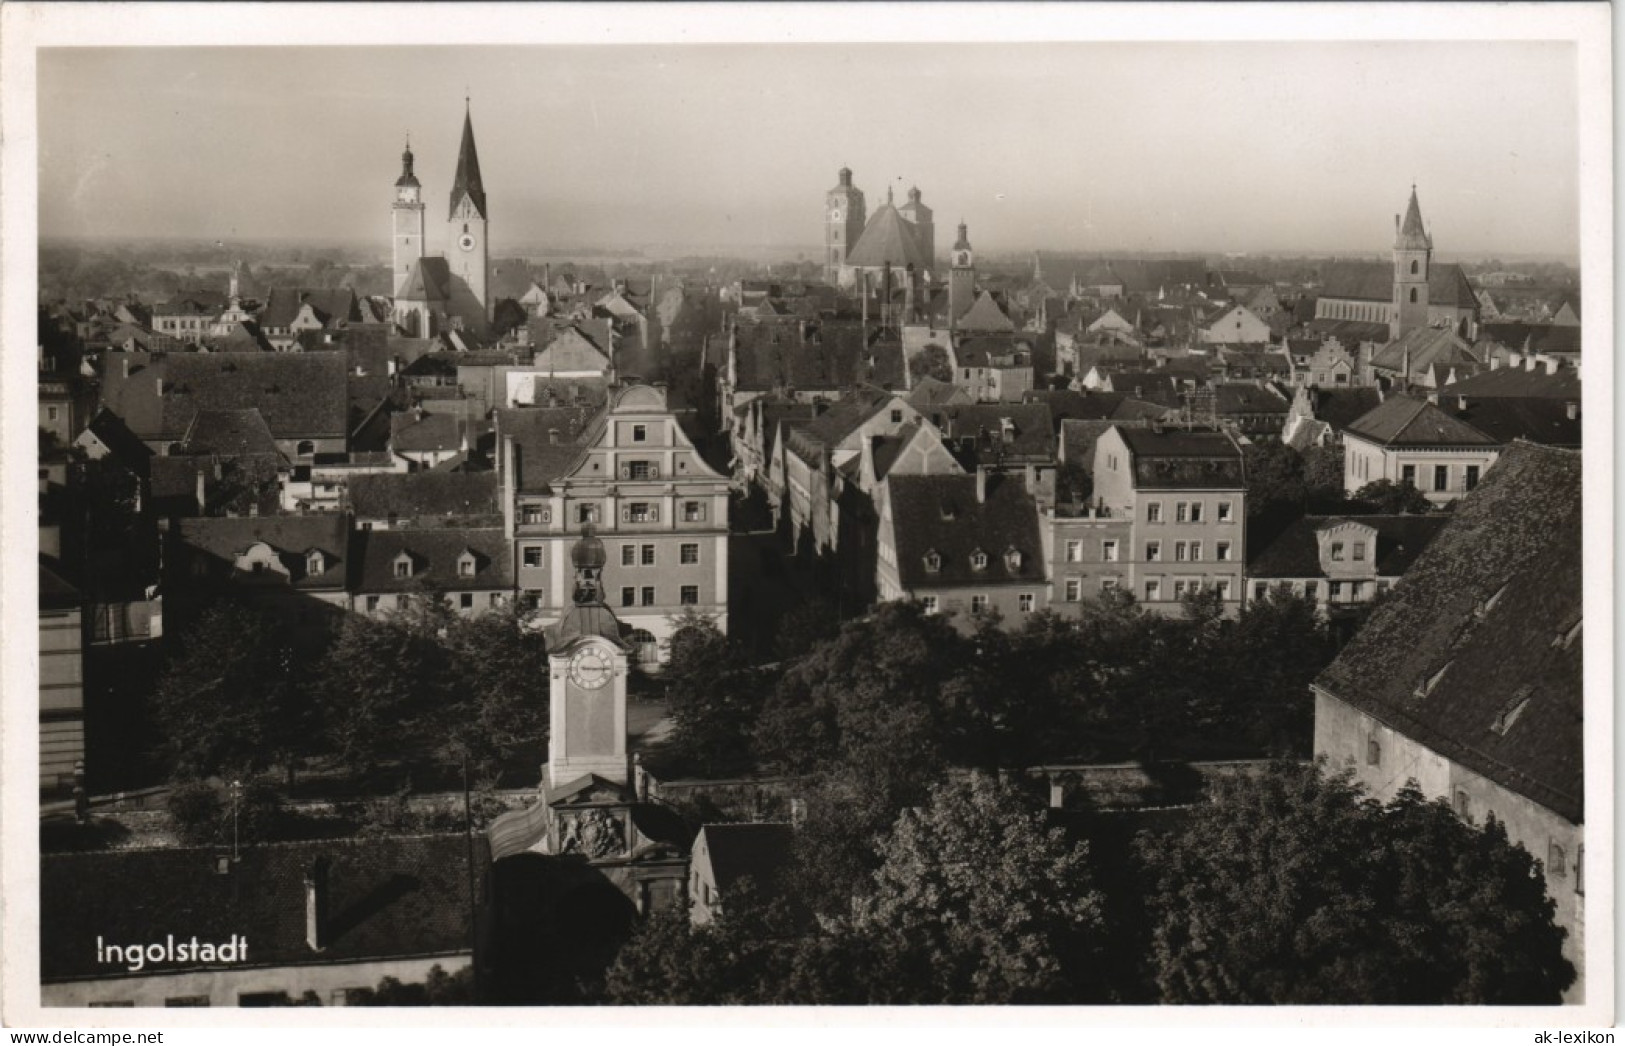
[[544, 527, 633, 789], [447, 100, 490, 327], [824, 167, 867, 285], [391, 139, 426, 297]]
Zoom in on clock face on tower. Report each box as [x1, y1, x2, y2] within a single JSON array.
[[568, 646, 612, 690], [829, 207, 842, 222], [458, 233, 477, 252]]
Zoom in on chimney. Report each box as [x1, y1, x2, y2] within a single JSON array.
[[195, 469, 207, 514], [975, 465, 987, 504], [1023, 462, 1037, 495], [156, 376, 165, 396], [1565, 401, 1578, 420], [1457, 395, 1468, 411], [1543, 356, 1558, 375], [121, 357, 130, 378], [304, 858, 330, 952]]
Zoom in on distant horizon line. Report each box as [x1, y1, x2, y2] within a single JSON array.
[[37, 234, 1578, 267]]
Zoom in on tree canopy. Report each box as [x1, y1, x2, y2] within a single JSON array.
[[1136, 763, 1574, 1004]]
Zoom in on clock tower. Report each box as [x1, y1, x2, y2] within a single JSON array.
[[392, 139, 426, 297], [448, 100, 490, 325], [824, 166, 867, 285], [545, 527, 632, 789]]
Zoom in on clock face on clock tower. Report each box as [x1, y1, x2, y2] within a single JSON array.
[[458, 233, 477, 252], [568, 646, 612, 690]]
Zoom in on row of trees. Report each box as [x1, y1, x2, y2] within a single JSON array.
[[151, 591, 550, 791], [663, 590, 1338, 786], [603, 766, 1575, 1005]]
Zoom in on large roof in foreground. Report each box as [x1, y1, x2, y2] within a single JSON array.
[[1315, 441, 1583, 823]]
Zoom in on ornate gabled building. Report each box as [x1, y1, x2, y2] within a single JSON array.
[[498, 384, 730, 662]]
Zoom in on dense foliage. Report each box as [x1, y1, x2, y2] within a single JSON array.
[[605, 775, 1109, 1004], [1136, 764, 1574, 1004]]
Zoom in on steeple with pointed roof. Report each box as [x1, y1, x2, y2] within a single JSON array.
[[1391, 185, 1434, 340], [1394, 184, 1432, 251], [449, 103, 487, 221]]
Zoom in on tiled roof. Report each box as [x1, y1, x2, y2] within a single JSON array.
[[1318, 261, 1477, 307], [1247, 514, 1450, 578], [784, 389, 895, 466], [178, 409, 280, 458], [259, 288, 361, 330], [731, 320, 875, 392], [1118, 426, 1246, 490], [935, 403, 1056, 464], [1440, 366, 1580, 401], [1060, 417, 1149, 473], [353, 527, 511, 593], [905, 376, 973, 409], [1476, 322, 1581, 358], [1303, 388, 1383, 433], [173, 514, 351, 591], [1306, 318, 1391, 344], [1343, 395, 1497, 448], [80, 407, 154, 472], [40, 834, 480, 981], [1213, 383, 1289, 415], [151, 455, 283, 517], [391, 411, 487, 455], [1023, 389, 1126, 425], [697, 822, 795, 896], [101, 352, 349, 441], [1370, 326, 1478, 375], [1315, 442, 1583, 823], [955, 291, 1016, 333], [844, 204, 931, 270], [495, 405, 602, 492], [887, 472, 1046, 591], [396, 258, 452, 303], [347, 472, 500, 523], [1445, 398, 1580, 448]]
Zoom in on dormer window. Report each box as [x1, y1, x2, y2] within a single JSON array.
[[923, 549, 942, 573], [393, 551, 414, 579], [1475, 583, 1509, 620], [1414, 661, 1451, 700], [306, 550, 325, 577], [1004, 548, 1023, 572], [1491, 686, 1534, 736], [970, 549, 989, 571], [458, 550, 477, 578]]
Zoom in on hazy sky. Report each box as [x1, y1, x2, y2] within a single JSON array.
[[39, 42, 1579, 258]]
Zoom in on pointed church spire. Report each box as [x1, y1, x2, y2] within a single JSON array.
[[449, 103, 487, 221], [1396, 184, 1430, 250]]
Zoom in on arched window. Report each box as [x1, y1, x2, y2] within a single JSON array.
[[1410, 260, 1419, 275], [1409, 288, 1418, 303], [628, 628, 659, 665], [296, 439, 315, 456]]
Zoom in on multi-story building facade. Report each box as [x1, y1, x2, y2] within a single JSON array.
[[1342, 395, 1500, 506], [875, 468, 1047, 629], [1088, 425, 1247, 614], [499, 384, 729, 662]]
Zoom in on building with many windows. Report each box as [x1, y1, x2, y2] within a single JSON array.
[[1342, 395, 1501, 506], [498, 384, 729, 662], [1087, 426, 1247, 614]]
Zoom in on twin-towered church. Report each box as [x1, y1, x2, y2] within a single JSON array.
[[390, 104, 492, 339]]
